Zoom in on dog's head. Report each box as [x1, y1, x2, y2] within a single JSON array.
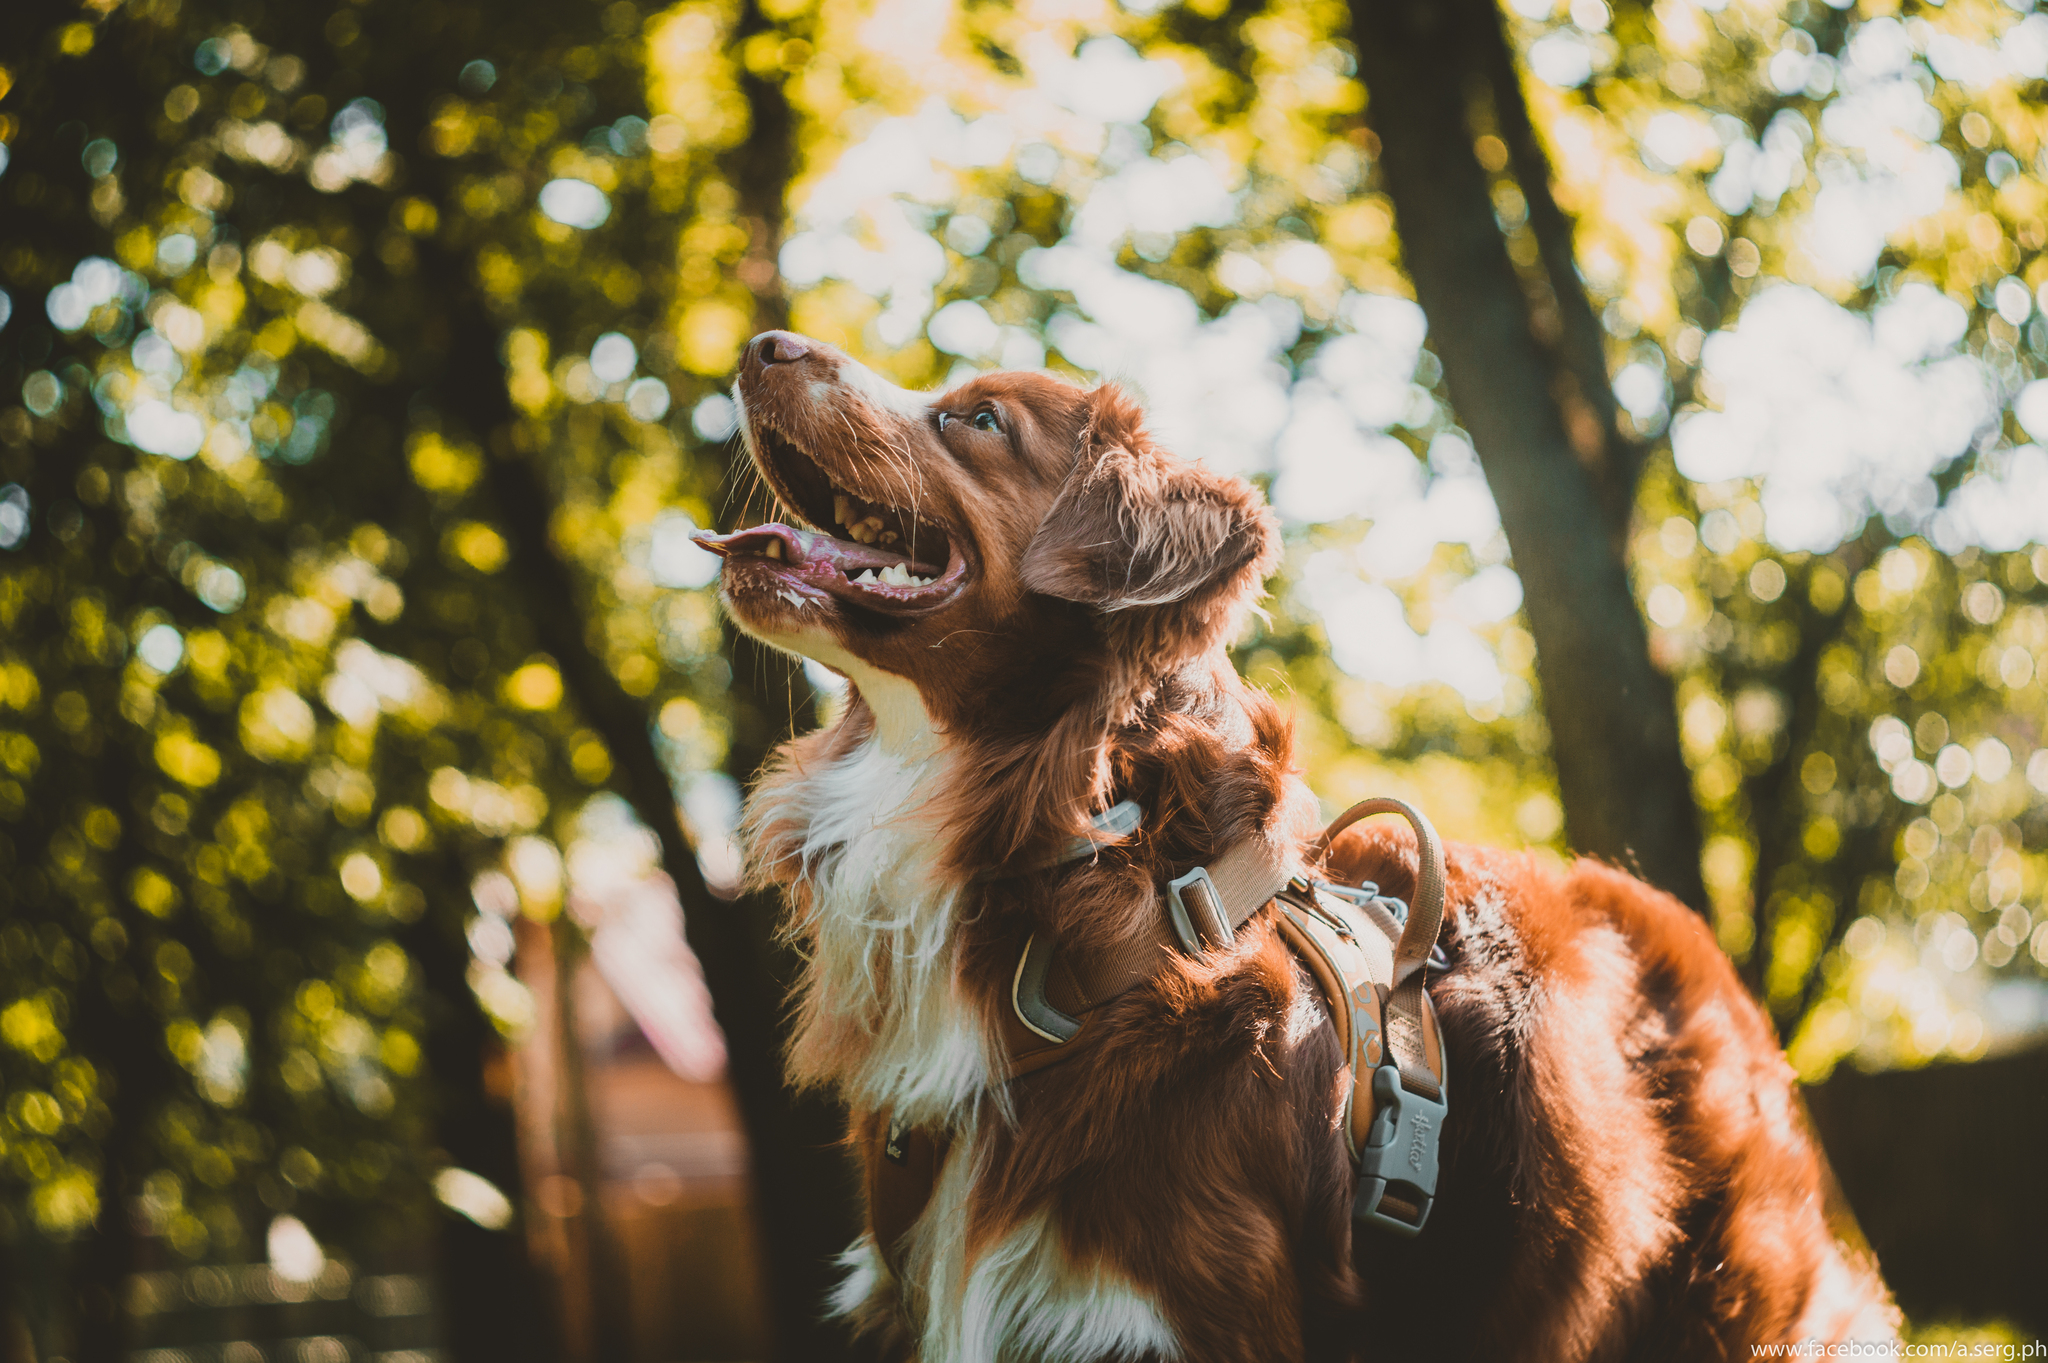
[[697, 331, 1280, 733]]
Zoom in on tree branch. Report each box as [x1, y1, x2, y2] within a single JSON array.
[[1738, 544, 1868, 1003], [1351, 0, 1707, 912], [1473, 31, 1647, 551]]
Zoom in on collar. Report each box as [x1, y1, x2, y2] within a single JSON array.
[[1005, 793, 1307, 1057]]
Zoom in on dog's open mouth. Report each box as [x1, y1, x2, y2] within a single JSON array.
[[692, 423, 965, 611]]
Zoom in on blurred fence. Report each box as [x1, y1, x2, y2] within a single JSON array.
[[1809, 1043, 2048, 1334], [125, 1263, 438, 1363]]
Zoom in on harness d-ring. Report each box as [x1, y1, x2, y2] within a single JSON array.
[[1011, 933, 1081, 1043]]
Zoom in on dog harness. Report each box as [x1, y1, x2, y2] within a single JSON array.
[[862, 795, 1452, 1271]]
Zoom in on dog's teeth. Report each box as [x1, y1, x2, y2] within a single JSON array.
[[849, 562, 932, 589], [763, 538, 784, 560], [834, 494, 853, 528], [880, 530, 899, 545]]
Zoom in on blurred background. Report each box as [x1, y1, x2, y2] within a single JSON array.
[[1, 0, 2046, 1356]]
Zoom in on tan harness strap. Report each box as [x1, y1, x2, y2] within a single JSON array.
[[860, 790, 1454, 1269], [1272, 890, 1391, 1158], [1302, 796, 1451, 1234], [1312, 797, 1448, 1103], [862, 1109, 951, 1281], [1008, 831, 1300, 1055]]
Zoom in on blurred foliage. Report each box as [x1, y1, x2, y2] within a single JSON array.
[[2, 0, 2048, 1353], [1521, 0, 2048, 1074], [0, 0, 761, 1342]]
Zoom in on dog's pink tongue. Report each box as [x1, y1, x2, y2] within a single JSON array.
[[692, 523, 938, 575]]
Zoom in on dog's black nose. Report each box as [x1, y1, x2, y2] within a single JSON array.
[[753, 331, 810, 366]]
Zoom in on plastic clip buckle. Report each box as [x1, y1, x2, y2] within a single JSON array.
[[1165, 866, 1231, 954], [1313, 880, 1381, 907], [1354, 1064, 1447, 1237], [1319, 880, 1407, 929]]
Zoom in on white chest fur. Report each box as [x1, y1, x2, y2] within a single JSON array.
[[835, 1111, 1181, 1363], [776, 736, 994, 1127], [769, 730, 1178, 1359]]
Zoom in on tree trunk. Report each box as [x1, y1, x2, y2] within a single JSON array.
[[402, 856, 560, 1363], [1470, 32, 1646, 553], [549, 920, 635, 1363], [437, 288, 863, 1360], [1349, 0, 1707, 912]]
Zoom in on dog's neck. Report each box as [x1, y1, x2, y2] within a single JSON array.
[[749, 647, 1295, 1127], [790, 636, 940, 759]]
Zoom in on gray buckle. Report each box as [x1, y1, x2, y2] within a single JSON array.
[[1354, 1064, 1447, 1237], [1165, 866, 1233, 954], [1053, 799, 1145, 865], [1011, 934, 1081, 1043], [1319, 880, 1410, 930]]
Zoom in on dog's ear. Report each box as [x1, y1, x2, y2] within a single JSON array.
[[1021, 385, 1279, 651]]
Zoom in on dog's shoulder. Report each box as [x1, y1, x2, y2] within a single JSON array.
[[1333, 826, 1883, 1358]]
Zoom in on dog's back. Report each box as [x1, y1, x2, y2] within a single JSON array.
[[1328, 825, 1897, 1360]]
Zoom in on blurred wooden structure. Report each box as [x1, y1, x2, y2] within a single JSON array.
[[512, 915, 770, 1362]]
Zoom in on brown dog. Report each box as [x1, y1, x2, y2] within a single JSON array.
[[700, 330, 1897, 1361]]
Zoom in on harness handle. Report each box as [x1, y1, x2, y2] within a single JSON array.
[[1311, 796, 1447, 1103]]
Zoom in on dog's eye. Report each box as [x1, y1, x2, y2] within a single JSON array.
[[972, 410, 1002, 434]]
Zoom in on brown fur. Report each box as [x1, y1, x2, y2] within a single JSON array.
[[718, 332, 1895, 1361]]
